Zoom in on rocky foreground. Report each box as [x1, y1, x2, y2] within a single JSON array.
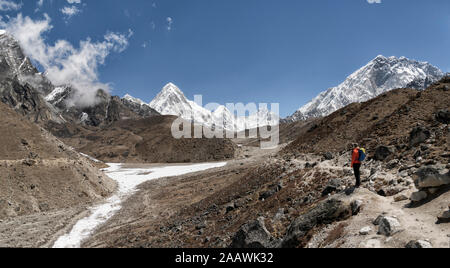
[[77, 144, 448, 248]]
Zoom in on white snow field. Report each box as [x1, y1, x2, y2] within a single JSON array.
[[53, 162, 227, 248]]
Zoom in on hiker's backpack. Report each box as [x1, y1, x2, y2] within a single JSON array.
[[358, 148, 366, 162]]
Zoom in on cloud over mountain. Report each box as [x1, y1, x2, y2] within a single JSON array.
[[0, 14, 132, 107]]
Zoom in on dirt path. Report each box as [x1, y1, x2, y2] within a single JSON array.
[[307, 188, 450, 248]]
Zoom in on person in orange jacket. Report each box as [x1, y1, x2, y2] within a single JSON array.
[[351, 147, 362, 188]]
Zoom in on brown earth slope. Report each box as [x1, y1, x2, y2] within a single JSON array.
[[284, 76, 450, 162], [0, 102, 116, 219], [48, 115, 236, 163]]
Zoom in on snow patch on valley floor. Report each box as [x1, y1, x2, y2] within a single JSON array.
[[52, 162, 227, 248]]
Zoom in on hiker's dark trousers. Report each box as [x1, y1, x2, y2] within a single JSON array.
[[353, 163, 361, 187]]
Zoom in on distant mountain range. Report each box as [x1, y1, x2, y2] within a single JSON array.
[[125, 82, 279, 132], [284, 55, 444, 122], [0, 29, 444, 131]]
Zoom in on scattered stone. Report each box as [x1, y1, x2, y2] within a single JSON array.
[[323, 152, 334, 160], [378, 216, 402, 236], [394, 194, 409, 202], [351, 200, 363, 216], [321, 179, 341, 196], [359, 226, 372, 235], [405, 240, 433, 248], [410, 191, 428, 202], [225, 203, 235, 213], [259, 189, 277, 201], [438, 210, 450, 222], [230, 217, 280, 248]]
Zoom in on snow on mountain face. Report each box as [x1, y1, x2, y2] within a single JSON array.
[[149, 82, 213, 126], [286, 55, 444, 122], [0, 31, 54, 95], [147, 82, 279, 132], [123, 94, 147, 106]]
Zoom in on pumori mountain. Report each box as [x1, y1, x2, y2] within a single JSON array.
[[285, 55, 444, 122], [125, 82, 279, 132]]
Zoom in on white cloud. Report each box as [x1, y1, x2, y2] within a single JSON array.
[[35, 0, 44, 13], [166, 17, 173, 31], [61, 0, 84, 21], [367, 0, 382, 3], [0, 0, 22, 11], [61, 5, 81, 20], [0, 14, 132, 107]]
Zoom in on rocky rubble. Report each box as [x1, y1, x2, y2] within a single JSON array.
[[230, 217, 281, 248], [409, 165, 450, 203]]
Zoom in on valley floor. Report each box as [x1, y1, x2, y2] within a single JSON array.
[[0, 144, 448, 248]]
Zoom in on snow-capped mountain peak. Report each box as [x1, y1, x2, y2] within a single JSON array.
[[123, 94, 146, 106], [285, 55, 444, 122], [148, 83, 278, 131], [150, 82, 213, 126]]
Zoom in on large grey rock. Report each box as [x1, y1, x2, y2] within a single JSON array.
[[321, 179, 342, 196], [435, 109, 450, 124], [410, 191, 428, 202], [230, 217, 280, 248], [409, 126, 431, 147], [374, 146, 396, 161], [378, 216, 402, 236], [438, 210, 450, 221], [281, 198, 353, 248], [413, 165, 450, 189], [405, 240, 432, 248]]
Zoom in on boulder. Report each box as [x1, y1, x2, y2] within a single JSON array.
[[351, 200, 363, 216], [359, 226, 372, 235], [230, 217, 280, 248], [410, 191, 428, 202], [413, 165, 450, 189], [409, 126, 431, 147], [374, 146, 396, 161], [378, 216, 402, 236], [281, 198, 353, 248], [435, 109, 450, 124], [323, 152, 334, 160], [225, 203, 235, 213], [405, 240, 432, 248], [259, 189, 277, 201], [438, 210, 450, 222], [321, 179, 341, 196]]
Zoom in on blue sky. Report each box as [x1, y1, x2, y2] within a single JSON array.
[[1, 0, 449, 116]]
